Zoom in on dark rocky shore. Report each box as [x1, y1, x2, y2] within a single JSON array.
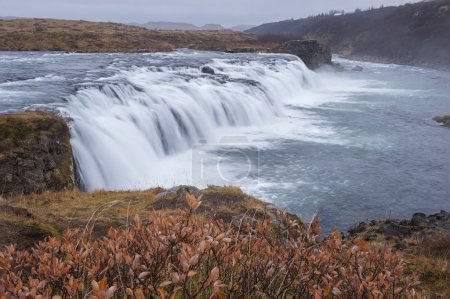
[[349, 210, 450, 249]]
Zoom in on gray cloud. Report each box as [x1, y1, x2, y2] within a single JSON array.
[[0, 0, 418, 27]]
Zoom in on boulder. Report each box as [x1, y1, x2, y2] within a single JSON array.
[[411, 212, 427, 226], [278, 40, 332, 69], [352, 65, 364, 72], [201, 66, 215, 75], [0, 111, 75, 197]]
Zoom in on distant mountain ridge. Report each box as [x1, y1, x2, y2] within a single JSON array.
[[130, 21, 199, 30], [248, 0, 450, 69], [131, 21, 255, 32]]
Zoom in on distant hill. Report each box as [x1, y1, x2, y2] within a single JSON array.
[[132, 21, 199, 30], [248, 0, 450, 69], [231, 25, 256, 32], [201, 24, 225, 30], [0, 16, 25, 20], [131, 21, 254, 31], [131, 21, 224, 31]]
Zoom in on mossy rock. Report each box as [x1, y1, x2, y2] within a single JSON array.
[[433, 115, 450, 127], [0, 110, 75, 197]]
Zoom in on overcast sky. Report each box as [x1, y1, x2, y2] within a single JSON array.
[[1, 0, 418, 27]]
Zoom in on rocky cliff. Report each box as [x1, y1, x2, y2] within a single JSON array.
[[0, 111, 75, 197]]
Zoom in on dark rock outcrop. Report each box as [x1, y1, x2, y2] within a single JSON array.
[[278, 40, 332, 69], [433, 115, 450, 127], [0, 111, 75, 198], [349, 210, 450, 241]]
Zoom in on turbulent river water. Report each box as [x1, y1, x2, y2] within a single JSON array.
[[1, 50, 449, 232]]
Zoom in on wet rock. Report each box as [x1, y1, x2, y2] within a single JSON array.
[[201, 66, 215, 75], [352, 65, 364, 71], [278, 40, 332, 69], [0, 111, 75, 198]]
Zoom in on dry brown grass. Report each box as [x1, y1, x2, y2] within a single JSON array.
[[0, 18, 276, 52], [0, 186, 301, 249], [403, 233, 450, 297]]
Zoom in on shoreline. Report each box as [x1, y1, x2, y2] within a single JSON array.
[[338, 53, 450, 72]]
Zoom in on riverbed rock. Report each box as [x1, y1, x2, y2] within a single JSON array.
[[0, 111, 75, 197], [278, 40, 332, 69], [433, 115, 450, 127], [201, 65, 215, 75]]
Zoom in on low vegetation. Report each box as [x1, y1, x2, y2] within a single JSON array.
[[0, 18, 276, 53], [0, 194, 422, 298]]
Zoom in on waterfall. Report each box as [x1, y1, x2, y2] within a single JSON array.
[[62, 55, 317, 190]]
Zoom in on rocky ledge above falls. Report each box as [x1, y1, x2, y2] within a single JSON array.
[[222, 40, 332, 69], [0, 111, 75, 198], [277, 40, 332, 69]]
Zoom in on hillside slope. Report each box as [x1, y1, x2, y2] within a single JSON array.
[[248, 0, 450, 69]]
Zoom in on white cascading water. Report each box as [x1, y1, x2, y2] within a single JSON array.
[[62, 56, 317, 190]]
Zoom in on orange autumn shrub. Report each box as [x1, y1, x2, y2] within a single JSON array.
[[0, 194, 421, 298]]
